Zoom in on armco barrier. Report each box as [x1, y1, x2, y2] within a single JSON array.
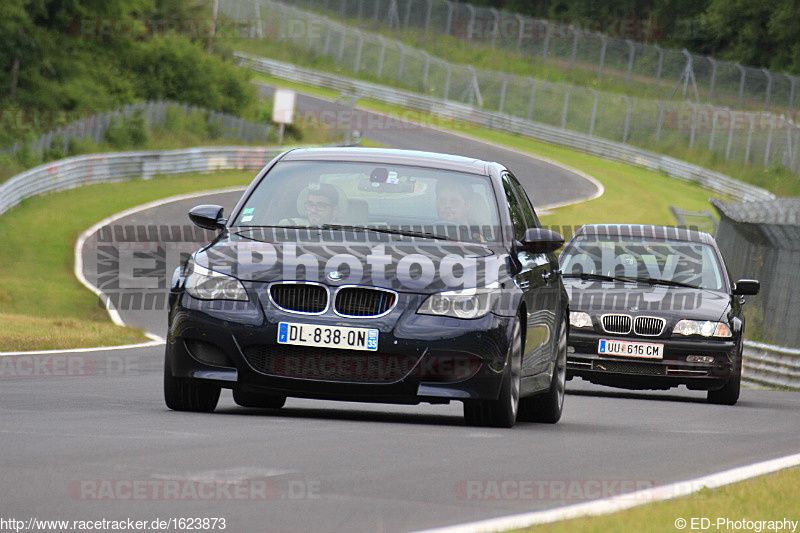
[[237, 53, 775, 203], [743, 341, 800, 391], [0, 146, 283, 217]]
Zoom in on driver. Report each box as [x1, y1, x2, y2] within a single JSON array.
[[435, 180, 486, 242], [281, 183, 341, 226]]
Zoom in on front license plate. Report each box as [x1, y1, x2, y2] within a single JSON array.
[[598, 339, 664, 359], [278, 322, 379, 351]]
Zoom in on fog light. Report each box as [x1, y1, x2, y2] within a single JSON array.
[[686, 355, 715, 363]]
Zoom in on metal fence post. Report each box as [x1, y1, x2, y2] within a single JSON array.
[[323, 24, 332, 55], [656, 101, 664, 143], [443, 0, 454, 35], [490, 8, 499, 48], [403, 0, 413, 30], [708, 57, 717, 104], [515, 15, 524, 53], [744, 113, 754, 163], [465, 4, 476, 42], [625, 39, 635, 86], [424, 0, 433, 32], [689, 104, 697, 147], [762, 68, 772, 110], [561, 85, 570, 129], [377, 36, 387, 77], [736, 63, 746, 107], [541, 20, 550, 59], [597, 35, 608, 80], [787, 73, 797, 112], [709, 107, 717, 150], [764, 117, 773, 166], [337, 27, 347, 63], [498, 76, 508, 113], [527, 78, 536, 121], [374, 0, 381, 25], [422, 52, 431, 91], [623, 95, 631, 143], [655, 45, 664, 96], [354, 32, 363, 72], [397, 46, 405, 81], [589, 89, 598, 136], [569, 26, 578, 71], [725, 114, 735, 160]]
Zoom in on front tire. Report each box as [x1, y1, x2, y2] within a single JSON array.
[[518, 314, 567, 423], [707, 351, 742, 405], [463, 317, 522, 428], [164, 346, 221, 412]]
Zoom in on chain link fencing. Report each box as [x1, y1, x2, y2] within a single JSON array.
[[220, 0, 800, 175], [1, 100, 275, 159]]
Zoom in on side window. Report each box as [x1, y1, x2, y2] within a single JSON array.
[[507, 173, 540, 228], [502, 175, 527, 241]]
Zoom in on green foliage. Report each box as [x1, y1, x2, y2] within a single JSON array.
[[104, 111, 149, 149], [0, 0, 255, 150]]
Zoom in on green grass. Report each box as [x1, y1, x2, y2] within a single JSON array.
[[0, 170, 254, 351], [513, 467, 800, 533]]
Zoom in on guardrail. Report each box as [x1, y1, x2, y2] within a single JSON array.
[[236, 53, 775, 203], [743, 341, 800, 391], [0, 146, 284, 217]]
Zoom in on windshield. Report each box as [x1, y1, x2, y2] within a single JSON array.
[[233, 160, 501, 242], [559, 234, 726, 291]]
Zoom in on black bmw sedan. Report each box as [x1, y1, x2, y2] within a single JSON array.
[[559, 224, 759, 405], [165, 147, 568, 427]]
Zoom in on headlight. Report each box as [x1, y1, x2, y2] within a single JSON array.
[[185, 263, 248, 301], [570, 311, 592, 328], [673, 320, 732, 338], [418, 289, 494, 319]]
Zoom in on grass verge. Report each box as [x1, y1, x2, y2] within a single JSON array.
[[513, 466, 800, 533], [0, 170, 254, 352]]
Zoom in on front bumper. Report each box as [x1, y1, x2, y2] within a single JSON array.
[[166, 292, 514, 404], [566, 329, 737, 391]]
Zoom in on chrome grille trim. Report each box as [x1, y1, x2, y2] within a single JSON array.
[[268, 282, 329, 314], [634, 316, 666, 336], [601, 314, 632, 334], [333, 286, 398, 318]]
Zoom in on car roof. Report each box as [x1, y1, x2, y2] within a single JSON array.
[[280, 147, 500, 176], [572, 224, 717, 245]]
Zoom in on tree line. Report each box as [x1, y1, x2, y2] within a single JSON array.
[[469, 0, 800, 75], [0, 0, 254, 147]]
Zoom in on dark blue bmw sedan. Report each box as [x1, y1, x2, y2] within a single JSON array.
[[165, 148, 568, 427]]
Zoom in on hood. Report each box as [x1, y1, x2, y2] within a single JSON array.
[[195, 229, 511, 293], [564, 279, 731, 322]]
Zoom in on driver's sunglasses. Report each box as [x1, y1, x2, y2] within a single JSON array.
[[306, 200, 333, 210]]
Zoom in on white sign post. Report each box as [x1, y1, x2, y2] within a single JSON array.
[[272, 89, 296, 145]]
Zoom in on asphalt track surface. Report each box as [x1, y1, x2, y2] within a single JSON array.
[[2, 89, 800, 533]]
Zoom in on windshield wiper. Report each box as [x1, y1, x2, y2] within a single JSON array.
[[562, 273, 635, 283], [320, 224, 450, 240], [626, 277, 702, 289]]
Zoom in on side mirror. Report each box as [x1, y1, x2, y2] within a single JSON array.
[[189, 205, 226, 230], [733, 279, 760, 296], [519, 228, 564, 254]]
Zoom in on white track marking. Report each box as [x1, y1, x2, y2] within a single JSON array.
[[0, 186, 246, 357], [411, 452, 800, 533]]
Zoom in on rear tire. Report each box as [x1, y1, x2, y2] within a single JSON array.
[[164, 347, 220, 412], [518, 314, 567, 423], [463, 317, 522, 428], [233, 389, 286, 409]]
